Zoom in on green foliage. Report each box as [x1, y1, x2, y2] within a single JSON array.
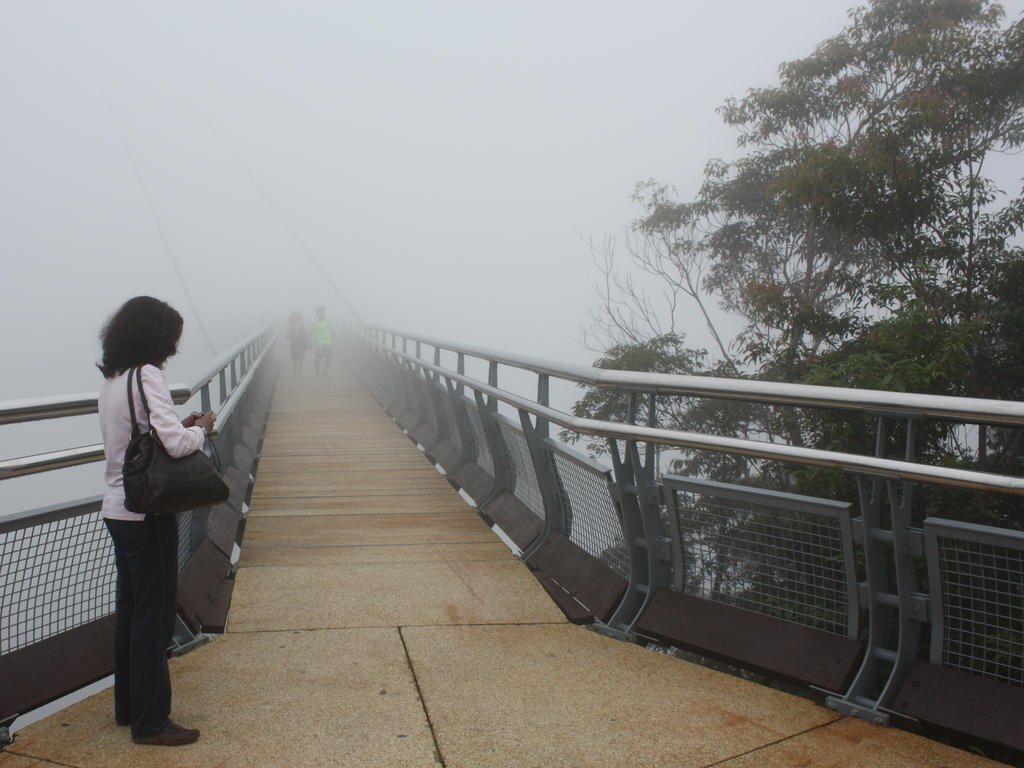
[[561, 333, 706, 455], [695, 0, 1024, 377], [801, 310, 979, 394]]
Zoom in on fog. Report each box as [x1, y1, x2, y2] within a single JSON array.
[[3, 2, 1023, 512], [2, 0, 918, 394]]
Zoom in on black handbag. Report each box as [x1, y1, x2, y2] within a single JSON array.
[[122, 366, 230, 514]]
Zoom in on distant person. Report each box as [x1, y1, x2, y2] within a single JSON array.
[[97, 296, 214, 747], [310, 305, 333, 378], [287, 311, 310, 377]]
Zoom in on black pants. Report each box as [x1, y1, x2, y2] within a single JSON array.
[[104, 515, 178, 738]]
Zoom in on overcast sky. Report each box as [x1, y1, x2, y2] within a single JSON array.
[[3, 0, 1024, 401]]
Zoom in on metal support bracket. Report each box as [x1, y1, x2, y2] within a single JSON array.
[[605, 392, 672, 633], [445, 380, 477, 467], [472, 386, 514, 513], [0, 715, 15, 748], [519, 375, 568, 560], [829, 416, 926, 724], [907, 592, 930, 623], [590, 624, 636, 643], [650, 535, 673, 563], [168, 632, 212, 657]]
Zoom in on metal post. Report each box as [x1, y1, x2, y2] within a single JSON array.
[[519, 374, 566, 560], [828, 415, 928, 724], [535, 374, 550, 439], [445, 375, 476, 467], [395, 356, 419, 426], [604, 392, 672, 636], [472, 361, 513, 512], [200, 383, 211, 414], [424, 365, 451, 448]]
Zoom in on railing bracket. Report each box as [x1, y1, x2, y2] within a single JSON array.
[[825, 695, 890, 725], [592, 624, 635, 643], [169, 633, 212, 657], [651, 536, 672, 563], [640, 485, 662, 507], [0, 716, 15, 748], [904, 529, 924, 557], [908, 592, 930, 622]]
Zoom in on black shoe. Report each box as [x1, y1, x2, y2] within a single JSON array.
[[132, 722, 200, 746]]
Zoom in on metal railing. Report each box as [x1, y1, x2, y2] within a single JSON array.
[[350, 323, 1024, 743], [0, 326, 274, 481], [0, 326, 278, 737]]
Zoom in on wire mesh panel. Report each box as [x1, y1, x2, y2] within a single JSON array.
[[465, 401, 494, 476], [550, 446, 629, 579], [498, 419, 545, 519], [414, 372, 439, 430], [396, 361, 416, 412], [665, 476, 857, 638], [0, 512, 115, 655], [433, 382, 462, 452], [925, 518, 1024, 687]]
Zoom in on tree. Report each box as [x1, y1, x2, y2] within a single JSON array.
[[576, 0, 1024, 520]]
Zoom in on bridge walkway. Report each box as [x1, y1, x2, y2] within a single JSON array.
[[0, 364, 1004, 767]]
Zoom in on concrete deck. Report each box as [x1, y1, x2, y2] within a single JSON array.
[[2, 365, 1009, 767]]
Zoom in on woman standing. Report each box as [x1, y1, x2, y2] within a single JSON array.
[[97, 296, 214, 746]]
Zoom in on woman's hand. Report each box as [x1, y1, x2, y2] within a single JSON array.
[[183, 411, 216, 435], [196, 411, 216, 435]]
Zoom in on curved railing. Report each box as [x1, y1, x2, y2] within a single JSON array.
[[0, 326, 279, 740], [350, 324, 1024, 756], [0, 326, 275, 480]]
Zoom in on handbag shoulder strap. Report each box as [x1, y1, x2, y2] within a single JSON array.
[[126, 366, 154, 437]]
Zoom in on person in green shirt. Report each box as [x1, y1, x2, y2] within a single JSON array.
[[310, 306, 333, 378]]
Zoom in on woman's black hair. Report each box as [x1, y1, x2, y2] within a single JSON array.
[[98, 296, 185, 378]]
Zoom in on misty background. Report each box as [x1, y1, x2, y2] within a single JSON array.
[[3, 1, 1023, 513]]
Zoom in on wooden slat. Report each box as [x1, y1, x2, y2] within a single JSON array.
[[893, 661, 1024, 753], [635, 589, 864, 692], [482, 491, 544, 550], [535, 575, 595, 625], [407, 422, 441, 451], [207, 503, 242, 558], [0, 616, 115, 722], [527, 532, 627, 623], [222, 465, 250, 512], [177, 540, 234, 634], [450, 462, 495, 503], [426, 439, 461, 472]]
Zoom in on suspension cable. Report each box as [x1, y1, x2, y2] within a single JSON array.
[[205, 120, 363, 324], [121, 137, 218, 354]]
